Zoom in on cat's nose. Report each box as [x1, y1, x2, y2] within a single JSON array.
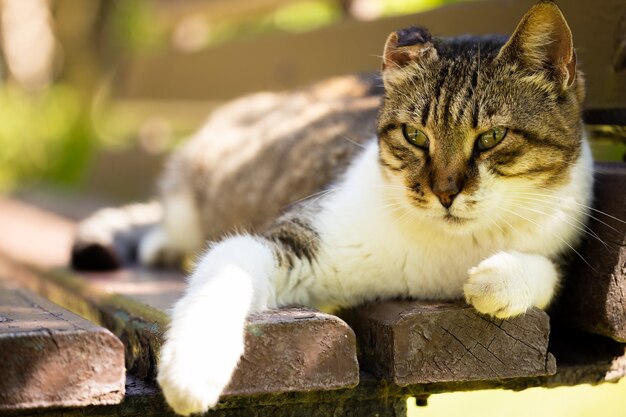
[[432, 175, 463, 209], [433, 189, 459, 209]]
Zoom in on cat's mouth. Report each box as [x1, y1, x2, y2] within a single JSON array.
[[442, 213, 472, 224]]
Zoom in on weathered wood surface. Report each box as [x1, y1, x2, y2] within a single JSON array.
[[552, 163, 626, 341], [227, 308, 359, 396], [0, 279, 125, 409], [0, 256, 172, 380], [117, 0, 626, 113], [2, 374, 410, 417], [341, 301, 555, 385], [1, 255, 361, 396], [4, 331, 626, 417]]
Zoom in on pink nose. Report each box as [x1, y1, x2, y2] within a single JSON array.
[[433, 189, 459, 209], [432, 175, 463, 209]]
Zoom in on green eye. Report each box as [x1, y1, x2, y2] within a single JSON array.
[[402, 125, 429, 149], [477, 127, 508, 151]]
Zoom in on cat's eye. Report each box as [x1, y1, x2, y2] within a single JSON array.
[[476, 127, 508, 151], [402, 125, 429, 149]]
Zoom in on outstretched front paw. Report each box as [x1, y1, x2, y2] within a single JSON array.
[[157, 371, 223, 416], [157, 345, 224, 415], [463, 252, 535, 319], [157, 332, 244, 416]]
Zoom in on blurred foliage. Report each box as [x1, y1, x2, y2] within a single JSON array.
[[109, 0, 465, 54], [0, 0, 623, 196], [381, 0, 464, 15], [0, 0, 467, 194], [0, 84, 93, 190], [110, 0, 168, 53], [273, 1, 342, 32]]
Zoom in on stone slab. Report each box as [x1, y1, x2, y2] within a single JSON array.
[[341, 300, 556, 385], [552, 163, 626, 341], [226, 308, 359, 396], [0, 280, 125, 410]]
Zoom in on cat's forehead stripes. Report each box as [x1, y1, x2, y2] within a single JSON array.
[[437, 62, 473, 128], [386, 39, 503, 139], [456, 65, 480, 128], [377, 22, 585, 203]]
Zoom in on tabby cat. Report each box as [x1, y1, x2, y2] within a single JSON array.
[[74, 2, 592, 415]]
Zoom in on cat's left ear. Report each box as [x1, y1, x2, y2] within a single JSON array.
[[498, 1, 576, 89], [382, 26, 438, 74]]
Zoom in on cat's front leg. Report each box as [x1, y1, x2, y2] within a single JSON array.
[[463, 251, 559, 319], [157, 235, 277, 416]]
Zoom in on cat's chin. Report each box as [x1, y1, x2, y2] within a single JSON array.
[[442, 213, 471, 225], [434, 213, 482, 235]]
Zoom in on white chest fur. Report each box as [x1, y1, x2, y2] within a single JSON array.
[[277, 138, 594, 311]]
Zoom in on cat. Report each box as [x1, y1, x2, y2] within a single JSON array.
[[73, 1, 592, 415]]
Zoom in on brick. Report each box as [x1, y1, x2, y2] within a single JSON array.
[[0, 281, 125, 410], [341, 300, 556, 385], [225, 307, 359, 396], [552, 163, 626, 341]]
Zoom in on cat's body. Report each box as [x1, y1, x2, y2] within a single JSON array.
[[72, 75, 381, 270], [265, 138, 591, 311], [73, 2, 593, 415]]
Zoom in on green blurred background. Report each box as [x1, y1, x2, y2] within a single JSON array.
[[0, 1, 625, 415], [0, 0, 480, 207], [1, 0, 623, 208]]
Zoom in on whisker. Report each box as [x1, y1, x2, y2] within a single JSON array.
[[505, 201, 615, 252], [505, 188, 626, 225], [510, 194, 625, 235], [481, 210, 506, 236], [498, 207, 597, 273], [284, 187, 340, 209], [342, 135, 367, 149], [387, 208, 410, 229]]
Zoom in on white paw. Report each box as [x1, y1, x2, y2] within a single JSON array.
[[138, 226, 183, 267], [157, 334, 243, 416], [464, 252, 534, 319], [157, 365, 222, 416]]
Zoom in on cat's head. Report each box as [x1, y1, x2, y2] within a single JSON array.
[[377, 1, 586, 234]]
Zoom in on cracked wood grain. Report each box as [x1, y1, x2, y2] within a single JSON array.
[[341, 300, 556, 385]]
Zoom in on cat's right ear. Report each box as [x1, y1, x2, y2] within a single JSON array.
[[382, 26, 438, 75]]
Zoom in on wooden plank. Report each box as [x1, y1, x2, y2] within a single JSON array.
[[227, 308, 359, 396], [551, 163, 626, 342], [116, 0, 626, 111], [2, 258, 360, 395], [0, 279, 125, 410], [5, 332, 626, 417], [341, 301, 555, 385]]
